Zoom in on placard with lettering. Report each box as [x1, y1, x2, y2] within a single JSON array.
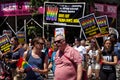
[[3, 30, 12, 38], [44, 2, 85, 27], [0, 35, 11, 54], [79, 13, 101, 39], [54, 28, 65, 38], [16, 32, 25, 44], [96, 15, 109, 36]]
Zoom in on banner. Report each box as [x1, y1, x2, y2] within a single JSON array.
[[90, 3, 117, 27], [16, 31, 25, 44], [90, 3, 117, 18], [54, 28, 65, 38], [0, 35, 11, 54], [44, 2, 85, 27], [96, 15, 109, 36], [79, 13, 101, 39], [0, 2, 44, 16]]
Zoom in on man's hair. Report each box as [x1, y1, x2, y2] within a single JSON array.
[[11, 36, 18, 42], [108, 33, 117, 39], [55, 34, 65, 40], [75, 37, 81, 42]]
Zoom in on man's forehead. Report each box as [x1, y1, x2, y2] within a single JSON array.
[[55, 35, 64, 40]]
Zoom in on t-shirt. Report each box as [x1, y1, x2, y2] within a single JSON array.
[[88, 50, 98, 64], [101, 50, 116, 72], [25, 53, 44, 80], [79, 45, 87, 61], [114, 42, 120, 60], [10, 46, 24, 68], [73, 45, 84, 61]]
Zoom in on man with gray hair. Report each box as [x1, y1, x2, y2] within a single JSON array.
[[54, 34, 82, 80]]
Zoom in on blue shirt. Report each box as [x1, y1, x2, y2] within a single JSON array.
[[10, 46, 24, 68], [114, 42, 120, 60], [50, 51, 56, 74], [25, 54, 44, 80]]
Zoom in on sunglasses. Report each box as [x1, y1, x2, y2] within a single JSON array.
[[37, 42, 44, 45], [54, 39, 62, 44], [11, 40, 14, 42]]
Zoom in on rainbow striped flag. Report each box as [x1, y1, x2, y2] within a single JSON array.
[[17, 57, 32, 70]]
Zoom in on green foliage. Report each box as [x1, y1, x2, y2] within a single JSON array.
[[27, 25, 42, 37], [30, 0, 46, 16], [27, 26, 37, 36]]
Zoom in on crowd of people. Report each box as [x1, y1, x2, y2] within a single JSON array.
[[0, 33, 120, 80]]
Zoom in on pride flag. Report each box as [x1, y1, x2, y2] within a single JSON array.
[[17, 57, 32, 70]]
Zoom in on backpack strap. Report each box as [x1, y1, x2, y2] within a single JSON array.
[[41, 52, 46, 69], [63, 54, 77, 70], [26, 50, 32, 61]]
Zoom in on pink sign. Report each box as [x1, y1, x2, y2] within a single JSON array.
[[0, 2, 44, 16], [90, 3, 117, 18], [94, 3, 104, 12]]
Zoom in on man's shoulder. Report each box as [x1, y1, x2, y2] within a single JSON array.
[[67, 46, 78, 52], [69, 46, 80, 54]]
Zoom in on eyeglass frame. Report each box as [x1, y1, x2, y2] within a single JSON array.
[[54, 39, 63, 44], [36, 42, 44, 45]]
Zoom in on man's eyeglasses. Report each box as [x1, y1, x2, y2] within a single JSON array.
[[54, 39, 62, 44], [37, 42, 44, 45]]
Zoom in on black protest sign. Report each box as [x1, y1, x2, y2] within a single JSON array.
[[44, 2, 85, 27], [79, 13, 101, 39], [0, 35, 11, 54], [96, 15, 109, 36]]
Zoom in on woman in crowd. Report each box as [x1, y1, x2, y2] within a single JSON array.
[[87, 39, 101, 80], [98, 39, 118, 80], [17, 37, 48, 80], [9, 36, 24, 80]]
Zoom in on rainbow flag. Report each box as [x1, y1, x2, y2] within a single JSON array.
[[17, 57, 32, 70]]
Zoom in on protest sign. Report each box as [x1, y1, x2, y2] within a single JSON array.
[[3, 30, 12, 38], [44, 2, 85, 27], [16, 31, 25, 44], [79, 13, 101, 39], [0, 35, 11, 54], [96, 15, 109, 36], [54, 28, 65, 38]]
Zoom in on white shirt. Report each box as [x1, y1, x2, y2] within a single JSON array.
[[74, 45, 87, 61]]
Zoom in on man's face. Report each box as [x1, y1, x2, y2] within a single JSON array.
[[54, 36, 64, 50], [46, 42, 51, 48], [74, 39, 80, 46], [81, 40, 86, 46], [109, 34, 117, 44], [10, 38, 16, 45]]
